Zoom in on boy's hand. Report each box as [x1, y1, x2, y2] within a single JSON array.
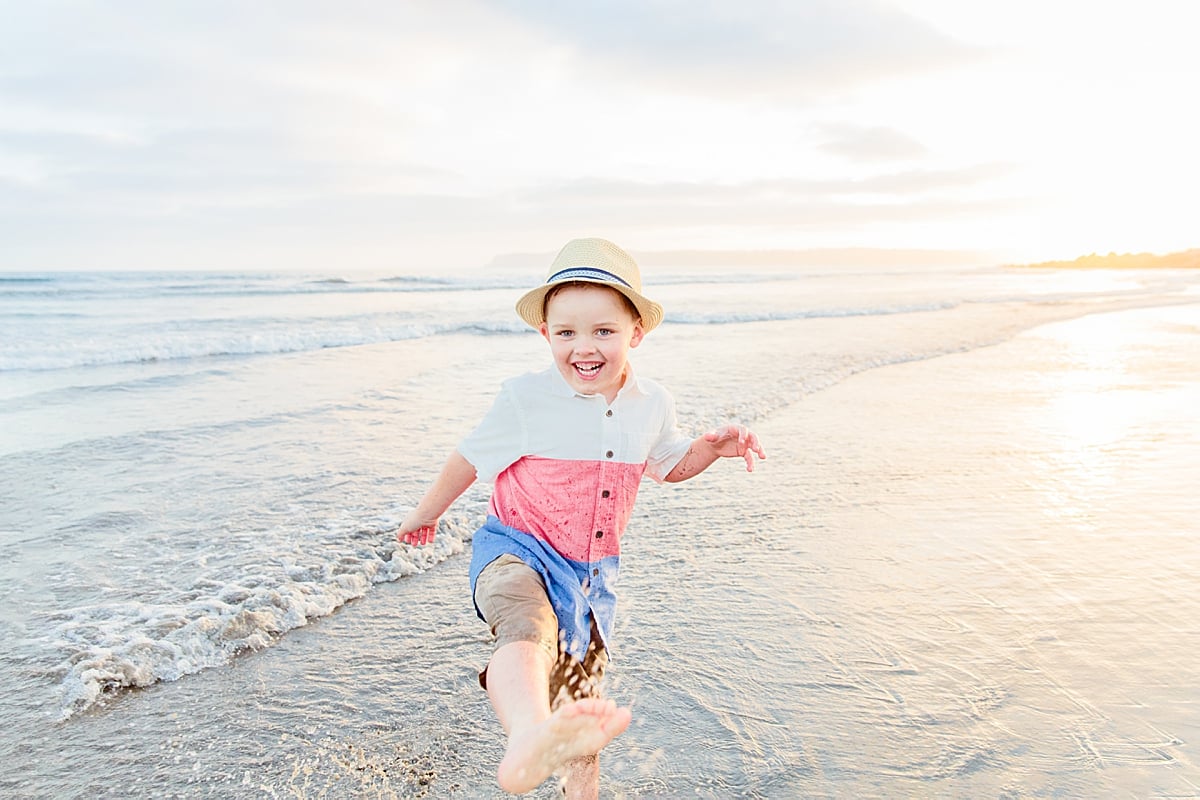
[[398, 509, 438, 547], [703, 424, 767, 472]]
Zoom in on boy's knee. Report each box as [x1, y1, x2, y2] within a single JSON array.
[[475, 555, 560, 661]]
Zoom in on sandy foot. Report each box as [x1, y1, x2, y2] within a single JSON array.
[[496, 698, 632, 794]]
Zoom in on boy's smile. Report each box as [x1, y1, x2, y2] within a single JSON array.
[[540, 283, 644, 403], [573, 362, 603, 377]]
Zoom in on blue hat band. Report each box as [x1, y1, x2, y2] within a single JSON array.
[[546, 266, 633, 289]]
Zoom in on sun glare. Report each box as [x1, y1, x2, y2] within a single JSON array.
[[1024, 310, 1182, 528]]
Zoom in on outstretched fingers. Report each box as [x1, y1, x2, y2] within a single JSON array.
[[703, 424, 767, 471], [398, 522, 436, 546], [741, 429, 766, 471]]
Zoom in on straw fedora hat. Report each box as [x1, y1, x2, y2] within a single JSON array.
[[515, 238, 664, 332]]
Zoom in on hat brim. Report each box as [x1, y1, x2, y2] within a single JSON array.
[[516, 277, 664, 332]]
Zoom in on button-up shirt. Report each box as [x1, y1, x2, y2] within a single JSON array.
[[461, 365, 692, 661]]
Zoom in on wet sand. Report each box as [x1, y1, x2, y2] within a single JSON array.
[[610, 304, 1200, 797], [11, 303, 1199, 798]]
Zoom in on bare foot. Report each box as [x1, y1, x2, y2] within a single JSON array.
[[496, 698, 631, 794]]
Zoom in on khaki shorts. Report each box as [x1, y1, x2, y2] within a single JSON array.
[[474, 554, 608, 709]]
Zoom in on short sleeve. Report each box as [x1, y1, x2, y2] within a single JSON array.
[[457, 385, 526, 484], [643, 390, 693, 483]]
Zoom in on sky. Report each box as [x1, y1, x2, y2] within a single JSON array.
[[2, 0, 1197, 273]]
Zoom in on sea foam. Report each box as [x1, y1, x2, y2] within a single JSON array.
[[49, 513, 472, 719]]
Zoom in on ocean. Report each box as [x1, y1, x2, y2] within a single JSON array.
[[2, 262, 1198, 797]]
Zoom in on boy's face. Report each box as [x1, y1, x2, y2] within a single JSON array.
[[540, 284, 644, 403]]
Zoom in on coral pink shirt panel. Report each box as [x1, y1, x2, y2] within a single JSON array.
[[488, 456, 645, 561]]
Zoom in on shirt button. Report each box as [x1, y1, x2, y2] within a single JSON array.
[[605, 450, 613, 458], [592, 568, 599, 577], [601, 489, 610, 498], [605, 410, 613, 417], [595, 530, 604, 539]]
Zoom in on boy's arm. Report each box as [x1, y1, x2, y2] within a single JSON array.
[[664, 424, 766, 483], [397, 451, 478, 546]]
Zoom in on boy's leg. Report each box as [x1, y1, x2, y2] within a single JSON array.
[[553, 637, 610, 799], [561, 754, 599, 800], [486, 642, 628, 795], [485, 639, 552, 740], [475, 557, 630, 795]]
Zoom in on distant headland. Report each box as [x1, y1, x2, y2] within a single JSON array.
[[1011, 249, 1200, 270]]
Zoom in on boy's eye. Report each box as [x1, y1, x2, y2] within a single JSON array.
[[596, 328, 614, 336]]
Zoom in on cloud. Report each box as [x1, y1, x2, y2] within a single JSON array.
[[1, 159, 1023, 272], [814, 123, 928, 162], [522, 163, 1013, 207], [1, 2, 1088, 271], [491, 0, 979, 95], [506, 167, 1024, 238]]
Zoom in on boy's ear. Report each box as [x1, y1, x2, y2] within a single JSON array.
[[630, 321, 645, 348], [538, 322, 550, 342]]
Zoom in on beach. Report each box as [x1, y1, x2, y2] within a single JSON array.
[[2, 266, 1198, 797]]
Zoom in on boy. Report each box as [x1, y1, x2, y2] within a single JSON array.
[[398, 237, 765, 797]]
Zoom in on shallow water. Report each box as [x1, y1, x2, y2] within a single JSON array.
[[3, 267, 1199, 797], [657, 304, 1200, 797]]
